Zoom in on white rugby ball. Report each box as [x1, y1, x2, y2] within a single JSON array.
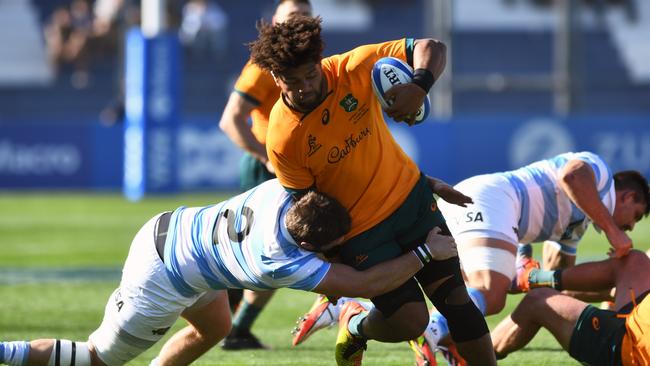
[[371, 57, 431, 123]]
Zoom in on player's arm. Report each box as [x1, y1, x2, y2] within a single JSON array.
[[219, 92, 272, 170], [313, 228, 457, 298], [559, 159, 632, 257], [385, 38, 446, 124]]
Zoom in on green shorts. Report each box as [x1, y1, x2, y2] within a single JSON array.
[[239, 152, 275, 192], [339, 174, 446, 270], [568, 305, 626, 366]]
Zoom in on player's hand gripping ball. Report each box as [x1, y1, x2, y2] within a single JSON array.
[[371, 57, 431, 123]]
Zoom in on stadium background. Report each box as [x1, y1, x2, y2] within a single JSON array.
[[1, 0, 649, 365]]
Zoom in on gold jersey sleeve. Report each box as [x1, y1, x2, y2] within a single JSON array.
[[266, 38, 421, 238], [234, 60, 281, 145], [621, 295, 650, 365]]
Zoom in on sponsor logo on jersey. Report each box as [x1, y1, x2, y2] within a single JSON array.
[[115, 290, 124, 312], [322, 109, 330, 125], [327, 127, 371, 163], [307, 134, 322, 157], [339, 93, 358, 112], [591, 316, 600, 331], [152, 327, 171, 336], [355, 254, 369, 265]]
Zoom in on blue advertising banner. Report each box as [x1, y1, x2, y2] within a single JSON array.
[[123, 29, 181, 200], [0, 116, 648, 190], [394, 116, 650, 184]]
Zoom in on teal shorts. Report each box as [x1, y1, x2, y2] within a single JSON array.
[[339, 174, 446, 270], [239, 152, 275, 192], [568, 305, 626, 366]]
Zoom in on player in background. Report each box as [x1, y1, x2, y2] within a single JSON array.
[[217, 0, 312, 350], [291, 152, 649, 366], [492, 249, 650, 365], [0, 179, 459, 366], [250, 16, 496, 366]]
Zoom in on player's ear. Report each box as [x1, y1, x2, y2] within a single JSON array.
[[622, 190, 638, 204]]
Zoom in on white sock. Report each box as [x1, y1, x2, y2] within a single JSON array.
[[331, 298, 374, 319]]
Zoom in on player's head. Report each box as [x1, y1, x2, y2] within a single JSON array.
[[613, 170, 650, 231], [285, 190, 351, 253], [273, 0, 312, 24], [249, 15, 325, 112]]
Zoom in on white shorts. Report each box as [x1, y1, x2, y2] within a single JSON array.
[[88, 213, 220, 366], [438, 174, 521, 279], [456, 246, 517, 280]]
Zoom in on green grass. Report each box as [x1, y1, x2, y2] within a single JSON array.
[[1, 192, 649, 365]]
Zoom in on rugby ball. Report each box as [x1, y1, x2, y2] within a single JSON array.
[[371, 57, 431, 123]]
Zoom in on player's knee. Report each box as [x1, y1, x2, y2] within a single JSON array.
[[431, 276, 489, 343], [198, 319, 232, 346], [482, 290, 507, 315], [46, 340, 97, 366], [622, 250, 650, 270], [522, 287, 556, 309], [401, 310, 429, 339]]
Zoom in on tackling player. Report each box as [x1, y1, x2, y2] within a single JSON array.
[[249, 15, 495, 365], [217, 0, 312, 350], [0, 179, 458, 366]]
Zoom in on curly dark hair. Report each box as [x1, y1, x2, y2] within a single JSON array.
[[285, 190, 351, 250], [249, 15, 324, 75]]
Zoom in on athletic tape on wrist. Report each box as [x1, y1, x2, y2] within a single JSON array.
[[412, 68, 435, 94], [413, 244, 433, 266]]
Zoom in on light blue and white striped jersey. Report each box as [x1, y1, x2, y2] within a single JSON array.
[[500, 151, 615, 249], [161, 179, 331, 298]]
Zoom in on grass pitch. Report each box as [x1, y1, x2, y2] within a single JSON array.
[[1, 192, 649, 365]]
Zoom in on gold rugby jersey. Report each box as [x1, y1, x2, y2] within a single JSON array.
[[266, 38, 421, 239]]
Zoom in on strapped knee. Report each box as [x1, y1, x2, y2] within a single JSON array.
[[47, 340, 92, 366], [431, 275, 490, 343]]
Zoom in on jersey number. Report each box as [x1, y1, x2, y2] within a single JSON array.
[[213, 207, 255, 244]]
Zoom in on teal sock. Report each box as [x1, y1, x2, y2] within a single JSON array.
[[529, 268, 563, 290], [231, 301, 263, 335], [347, 312, 369, 338], [0, 341, 30, 366]]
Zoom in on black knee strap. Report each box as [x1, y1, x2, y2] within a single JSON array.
[[371, 278, 425, 318], [416, 256, 461, 287], [431, 275, 490, 343]]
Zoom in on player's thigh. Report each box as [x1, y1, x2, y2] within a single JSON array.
[[437, 174, 520, 244], [457, 238, 517, 282], [182, 290, 232, 340], [89, 214, 206, 365], [369, 278, 428, 328], [567, 304, 626, 366], [340, 174, 442, 269]]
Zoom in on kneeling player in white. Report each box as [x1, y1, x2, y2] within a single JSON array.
[[0, 179, 458, 366]]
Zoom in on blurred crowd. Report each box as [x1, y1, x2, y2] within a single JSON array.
[[43, 0, 228, 91]]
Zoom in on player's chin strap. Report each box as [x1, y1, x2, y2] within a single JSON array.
[[47, 340, 92, 366]]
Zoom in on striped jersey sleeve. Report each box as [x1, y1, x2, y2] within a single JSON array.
[[161, 179, 331, 296]]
